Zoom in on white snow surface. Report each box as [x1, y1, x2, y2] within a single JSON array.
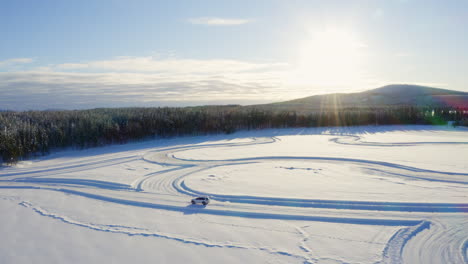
[[1, 125, 467, 264]]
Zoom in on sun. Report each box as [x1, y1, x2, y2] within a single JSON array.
[[286, 28, 367, 91]]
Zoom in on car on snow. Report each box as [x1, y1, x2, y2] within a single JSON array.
[[191, 196, 210, 205]]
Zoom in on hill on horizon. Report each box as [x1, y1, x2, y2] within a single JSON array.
[[252, 84, 468, 112]]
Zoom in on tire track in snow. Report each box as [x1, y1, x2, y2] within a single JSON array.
[[401, 219, 468, 264], [132, 166, 188, 192], [330, 135, 468, 147], [141, 137, 277, 167], [379, 220, 431, 264], [0, 155, 139, 178], [10, 177, 132, 190]]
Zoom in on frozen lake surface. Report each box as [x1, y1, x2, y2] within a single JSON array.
[[1, 125, 467, 264]]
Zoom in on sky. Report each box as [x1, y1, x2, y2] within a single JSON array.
[[1, 0, 467, 110]]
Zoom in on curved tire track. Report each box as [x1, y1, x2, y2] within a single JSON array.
[[330, 135, 468, 147]]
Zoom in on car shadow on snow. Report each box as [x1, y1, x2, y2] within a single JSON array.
[[183, 204, 207, 214]]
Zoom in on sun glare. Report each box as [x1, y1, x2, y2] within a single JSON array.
[[287, 28, 367, 91]]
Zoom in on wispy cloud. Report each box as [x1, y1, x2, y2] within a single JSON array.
[[0, 56, 290, 110], [0, 71, 285, 110], [56, 63, 89, 70], [0, 58, 33, 68], [54, 56, 285, 74], [188, 17, 251, 26]]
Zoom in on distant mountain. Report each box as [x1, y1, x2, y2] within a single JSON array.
[[253, 84, 468, 112]]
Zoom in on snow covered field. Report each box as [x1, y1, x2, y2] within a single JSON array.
[[1, 125, 467, 264]]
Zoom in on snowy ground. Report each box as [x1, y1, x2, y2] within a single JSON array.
[[1, 125, 467, 264]]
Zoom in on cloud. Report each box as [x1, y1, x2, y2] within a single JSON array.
[[188, 17, 251, 26], [54, 56, 286, 74], [56, 63, 89, 70], [0, 71, 286, 110], [0, 57, 291, 110], [0, 58, 33, 68]]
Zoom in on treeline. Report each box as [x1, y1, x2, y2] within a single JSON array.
[[1, 106, 467, 165]]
